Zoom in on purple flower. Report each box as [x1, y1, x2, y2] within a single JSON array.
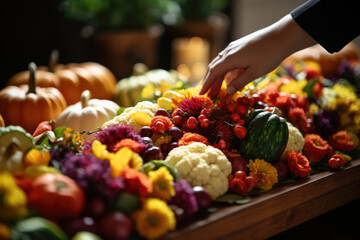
[[168, 179, 198, 222], [313, 110, 340, 139], [61, 154, 125, 198], [83, 124, 146, 153]]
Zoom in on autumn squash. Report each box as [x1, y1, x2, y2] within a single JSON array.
[[116, 69, 181, 107], [0, 62, 67, 133], [0, 125, 35, 175], [238, 108, 289, 163], [286, 42, 360, 77], [8, 50, 117, 105], [55, 90, 120, 140]]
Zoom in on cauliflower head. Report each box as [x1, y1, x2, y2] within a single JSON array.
[[164, 142, 232, 199], [102, 101, 157, 131], [281, 122, 305, 158]]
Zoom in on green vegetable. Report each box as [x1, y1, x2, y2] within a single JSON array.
[[142, 160, 179, 182], [72, 231, 102, 240], [239, 109, 289, 163], [11, 217, 68, 240], [0, 126, 35, 173], [115, 192, 141, 216]]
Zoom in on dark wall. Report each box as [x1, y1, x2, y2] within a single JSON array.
[[0, 0, 89, 90]]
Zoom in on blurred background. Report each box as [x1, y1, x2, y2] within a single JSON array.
[[1, 0, 359, 90]]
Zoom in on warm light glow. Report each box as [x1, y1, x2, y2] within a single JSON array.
[[177, 64, 191, 78], [192, 62, 207, 80], [190, 37, 203, 48], [172, 37, 210, 83]]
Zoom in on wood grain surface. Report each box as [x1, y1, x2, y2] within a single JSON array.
[[163, 159, 360, 240]]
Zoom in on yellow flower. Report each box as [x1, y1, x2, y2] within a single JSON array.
[[133, 198, 176, 240], [170, 88, 199, 108], [92, 140, 143, 177], [247, 159, 278, 191], [142, 83, 156, 99], [0, 172, 28, 221], [279, 79, 308, 96], [24, 148, 51, 166], [308, 103, 320, 116], [149, 167, 175, 201], [333, 84, 357, 102]]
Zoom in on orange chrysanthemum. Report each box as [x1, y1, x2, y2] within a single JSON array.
[[303, 134, 333, 164], [285, 151, 311, 178], [121, 166, 153, 197], [178, 132, 209, 146], [327, 131, 354, 151], [149, 116, 174, 134], [113, 138, 142, 153]]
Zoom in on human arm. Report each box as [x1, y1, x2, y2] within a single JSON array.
[[199, 0, 360, 98], [199, 14, 316, 97]]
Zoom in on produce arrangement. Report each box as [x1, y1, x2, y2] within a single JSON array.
[[1, 44, 360, 240]]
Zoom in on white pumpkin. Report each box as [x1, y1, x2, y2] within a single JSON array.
[[55, 90, 120, 140]]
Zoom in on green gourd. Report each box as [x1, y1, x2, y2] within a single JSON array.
[[239, 108, 289, 163]]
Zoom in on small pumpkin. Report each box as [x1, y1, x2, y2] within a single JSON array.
[[0, 62, 67, 133], [239, 108, 289, 163], [8, 50, 117, 105], [55, 90, 120, 140], [27, 173, 85, 219], [286, 42, 360, 77]]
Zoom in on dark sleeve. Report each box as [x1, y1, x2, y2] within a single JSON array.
[[291, 0, 360, 53]]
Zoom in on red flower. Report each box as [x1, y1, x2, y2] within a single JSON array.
[[121, 166, 152, 197], [285, 151, 311, 178], [303, 134, 333, 163], [327, 131, 354, 151]]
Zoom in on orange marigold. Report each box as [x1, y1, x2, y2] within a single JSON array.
[[192, 95, 213, 108], [149, 116, 174, 134], [285, 151, 311, 178], [121, 166, 153, 197], [113, 138, 142, 153], [327, 131, 354, 151], [178, 132, 209, 146], [303, 134, 333, 164]]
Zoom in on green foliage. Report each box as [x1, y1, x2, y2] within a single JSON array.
[[62, 0, 228, 30], [63, 0, 182, 30], [175, 0, 228, 20]]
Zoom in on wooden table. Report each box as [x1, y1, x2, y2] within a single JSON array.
[[164, 159, 360, 240]]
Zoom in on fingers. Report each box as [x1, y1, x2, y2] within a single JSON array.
[[199, 56, 238, 96], [226, 68, 254, 94]]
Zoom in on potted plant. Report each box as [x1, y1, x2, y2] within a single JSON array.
[[62, 0, 182, 79]]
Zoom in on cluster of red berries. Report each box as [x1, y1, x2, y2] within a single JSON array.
[[226, 96, 257, 140], [229, 170, 258, 196]]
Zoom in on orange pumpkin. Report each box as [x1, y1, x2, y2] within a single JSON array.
[[8, 50, 117, 105], [286, 42, 360, 77], [0, 62, 67, 133]]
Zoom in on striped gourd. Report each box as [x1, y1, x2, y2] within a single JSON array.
[[239, 108, 289, 163]]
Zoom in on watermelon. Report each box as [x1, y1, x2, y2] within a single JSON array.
[[238, 109, 289, 162]]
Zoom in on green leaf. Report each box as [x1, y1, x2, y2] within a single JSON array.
[[214, 193, 251, 205], [303, 78, 318, 101], [117, 107, 126, 116], [53, 126, 67, 139]]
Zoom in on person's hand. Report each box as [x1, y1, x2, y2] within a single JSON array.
[[199, 14, 316, 98]]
